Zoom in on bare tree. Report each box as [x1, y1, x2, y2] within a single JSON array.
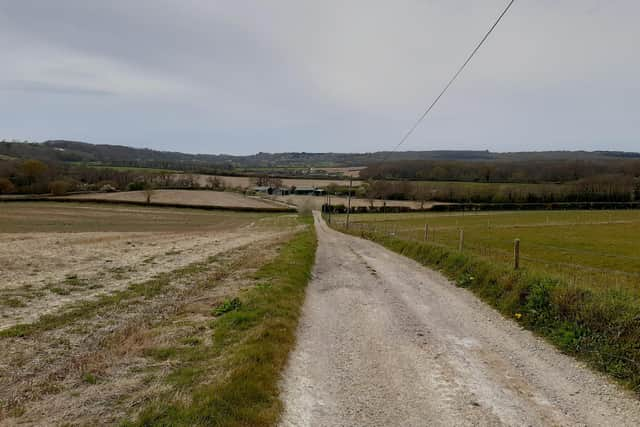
[[143, 183, 155, 204]]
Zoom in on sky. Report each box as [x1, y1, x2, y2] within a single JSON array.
[[1, 0, 639, 155]]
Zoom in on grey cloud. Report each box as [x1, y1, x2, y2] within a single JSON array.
[[0, 0, 638, 154], [2, 80, 116, 96]]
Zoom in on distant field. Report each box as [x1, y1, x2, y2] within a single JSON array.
[[0, 202, 302, 424], [309, 166, 365, 177], [62, 189, 284, 209], [333, 210, 640, 295], [0, 202, 286, 326], [72, 163, 181, 173], [268, 194, 442, 210], [191, 174, 362, 188]]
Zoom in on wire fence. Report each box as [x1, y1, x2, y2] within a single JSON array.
[[328, 216, 640, 291]]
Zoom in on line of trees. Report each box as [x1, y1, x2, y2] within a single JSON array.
[[0, 159, 231, 195], [359, 177, 640, 204], [361, 159, 640, 184]]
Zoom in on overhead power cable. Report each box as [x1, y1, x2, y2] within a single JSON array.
[[386, 0, 516, 157]]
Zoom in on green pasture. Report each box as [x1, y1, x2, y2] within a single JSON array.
[[335, 210, 640, 294]]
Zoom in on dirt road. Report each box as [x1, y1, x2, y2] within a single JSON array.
[[279, 212, 640, 426]]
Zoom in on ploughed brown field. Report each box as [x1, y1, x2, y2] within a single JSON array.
[[61, 189, 285, 209], [0, 202, 301, 424]]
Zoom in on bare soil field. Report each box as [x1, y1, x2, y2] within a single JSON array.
[[61, 189, 283, 209], [190, 174, 362, 189], [0, 202, 301, 424], [308, 166, 365, 178]]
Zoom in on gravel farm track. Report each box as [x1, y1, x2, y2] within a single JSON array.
[[279, 212, 640, 426]]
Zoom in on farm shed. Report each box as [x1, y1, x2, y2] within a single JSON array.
[[274, 187, 290, 196], [253, 186, 273, 194], [293, 186, 316, 195]]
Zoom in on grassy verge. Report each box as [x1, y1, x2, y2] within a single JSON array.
[[340, 227, 640, 393], [126, 216, 317, 426]]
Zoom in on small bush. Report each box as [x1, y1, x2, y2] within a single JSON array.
[[49, 180, 71, 196], [82, 372, 98, 384], [0, 177, 16, 194], [213, 297, 242, 316], [127, 181, 146, 191]]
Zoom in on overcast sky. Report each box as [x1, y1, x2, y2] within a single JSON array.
[[1, 0, 638, 155]]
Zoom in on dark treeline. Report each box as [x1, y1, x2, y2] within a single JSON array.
[[360, 177, 640, 204], [361, 159, 640, 183], [0, 159, 228, 195], [4, 140, 640, 171]]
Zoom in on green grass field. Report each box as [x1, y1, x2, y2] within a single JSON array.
[[334, 210, 640, 296], [70, 162, 181, 173]]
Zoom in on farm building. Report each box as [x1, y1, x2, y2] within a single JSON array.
[[292, 186, 326, 196], [253, 186, 273, 194], [274, 188, 290, 196], [293, 186, 315, 195]]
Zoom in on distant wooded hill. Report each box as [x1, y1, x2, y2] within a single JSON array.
[[1, 139, 639, 171]]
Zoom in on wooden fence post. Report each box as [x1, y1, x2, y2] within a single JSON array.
[[424, 224, 429, 241], [458, 229, 464, 252], [514, 238, 520, 270]]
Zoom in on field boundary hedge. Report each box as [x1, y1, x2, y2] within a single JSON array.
[[341, 227, 640, 393], [322, 201, 640, 214]]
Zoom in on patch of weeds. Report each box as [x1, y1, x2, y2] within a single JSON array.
[[82, 372, 98, 384], [213, 297, 242, 316], [145, 347, 178, 361], [142, 374, 156, 385], [7, 405, 26, 418], [109, 266, 131, 280], [2, 297, 26, 308], [457, 273, 476, 288], [166, 366, 204, 388], [48, 286, 71, 296], [64, 274, 88, 287], [39, 382, 62, 395], [181, 337, 202, 346]]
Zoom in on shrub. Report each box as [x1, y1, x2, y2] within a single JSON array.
[[49, 180, 71, 196], [0, 177, 15, 194], [127, 181, 146, 191], [213, 297, 242, 316]]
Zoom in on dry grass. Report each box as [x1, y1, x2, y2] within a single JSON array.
[[0, 231, 299, 425], [0, 203, 294, 331]]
